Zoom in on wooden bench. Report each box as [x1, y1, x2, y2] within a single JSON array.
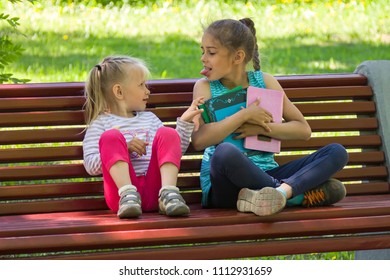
[[1, 62, 390, 259]]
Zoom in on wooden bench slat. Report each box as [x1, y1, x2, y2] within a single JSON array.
[[0, 97, 85, 112], [0, 198, 108, 216], [0, 164, 89, 181], [278, 74, 368, 88], [276, 151, 385, 165], [282, 135, 381, 149], [42, 233, 390, 260], [1, 213, 389, 255], [0, 181, 103, 199], [296, 101, 376, 116], [0, 128, 85, 145], [346, 182, 390, 195], [0, 111, 84, 127], [0, 83, 85, 98], [0, 146, 83, 163], [308, 118, 378, 132], [335, 166, 388, 180], [286, 86, 372, 101]]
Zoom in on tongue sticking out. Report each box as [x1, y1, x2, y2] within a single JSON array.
[[200, 68, 210, 76]]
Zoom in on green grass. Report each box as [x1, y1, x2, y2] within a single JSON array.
[[1, 0, 389, 260], [1, 0, 389, 82]]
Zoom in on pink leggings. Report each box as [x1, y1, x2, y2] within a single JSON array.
[[98, 127, 182, 212]]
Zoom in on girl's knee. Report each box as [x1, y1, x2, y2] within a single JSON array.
[[99, 129, 126, 146], [214, 143, 242, 162], [328, 143, 349, 167], [100, 129, 123, 141], [156, 126, 180, 141]]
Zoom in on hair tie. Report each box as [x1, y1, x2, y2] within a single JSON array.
[[95, 64, 102, 71]]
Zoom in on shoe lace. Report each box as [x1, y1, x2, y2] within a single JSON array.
[[303, 189, 325, 207]]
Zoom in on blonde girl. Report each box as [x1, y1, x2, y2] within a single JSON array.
[[83, 56, 203, 218]]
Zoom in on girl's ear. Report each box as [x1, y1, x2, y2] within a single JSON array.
[[112, 84, 123, 100], [234, 49, 246, 65]]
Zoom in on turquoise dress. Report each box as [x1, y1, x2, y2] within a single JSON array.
[[200, 71, 279, 207]]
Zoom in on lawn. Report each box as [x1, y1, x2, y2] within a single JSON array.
[[1, 0, 389, 260], [1, 0, 389, 82]]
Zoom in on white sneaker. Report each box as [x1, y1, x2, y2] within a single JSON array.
[[237, 187, 286, 216]]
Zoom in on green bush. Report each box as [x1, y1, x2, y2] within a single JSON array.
[[0, 0, 34, 83]]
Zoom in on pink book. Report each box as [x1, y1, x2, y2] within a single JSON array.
[[244, 86, 284, 153]]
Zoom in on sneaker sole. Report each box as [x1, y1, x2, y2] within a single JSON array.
[[237, 187, 286, 216], [117, 205, 142, 219]]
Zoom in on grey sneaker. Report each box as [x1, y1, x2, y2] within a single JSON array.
[[302, 178, 347, 207], [159, 187, 190, 217], [237, 187, 286, 216], [117, 186, 142, 219]]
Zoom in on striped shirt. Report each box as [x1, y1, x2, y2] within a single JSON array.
[[83, 112, 194, 176]]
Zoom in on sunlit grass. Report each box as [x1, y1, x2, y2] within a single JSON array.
[[1, 0, 389, 82]]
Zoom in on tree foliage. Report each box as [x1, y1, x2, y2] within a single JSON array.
[[0, 0, 34, 83]]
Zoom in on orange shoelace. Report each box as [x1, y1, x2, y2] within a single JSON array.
[[303, 189, 325, 207]]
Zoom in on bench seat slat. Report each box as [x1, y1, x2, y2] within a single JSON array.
[[1, 212, 389, 255], [41, 233, 390, 260]]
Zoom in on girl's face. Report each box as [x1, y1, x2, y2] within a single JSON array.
[[200, 33, 235, 81], [120, 66, 150, 114]]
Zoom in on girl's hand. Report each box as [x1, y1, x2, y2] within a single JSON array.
[[244, 98, 273, 132], [180, 97, 205, 123], [127, 137, 149, 157], [234, 123, 267, 139]]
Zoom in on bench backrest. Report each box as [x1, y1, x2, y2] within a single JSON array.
[[1, 74, 389, 215]]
